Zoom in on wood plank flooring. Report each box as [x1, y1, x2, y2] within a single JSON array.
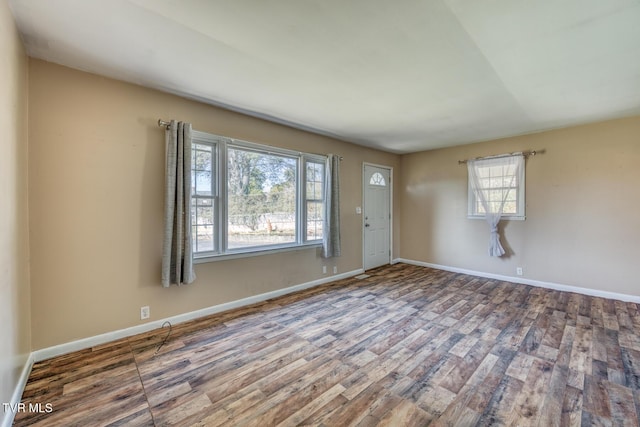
[[14, 263, 640, 426]]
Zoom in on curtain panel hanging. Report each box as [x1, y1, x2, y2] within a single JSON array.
[[322, 154, 341, 258], [467, 154, 524, 257], [162, 120, 196, 286]]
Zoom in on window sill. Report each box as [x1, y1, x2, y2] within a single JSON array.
[[194, 242, 323, 264], [467, 215, 526, 221]]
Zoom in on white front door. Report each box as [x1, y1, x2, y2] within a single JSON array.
[[363, 165, 391, 271]]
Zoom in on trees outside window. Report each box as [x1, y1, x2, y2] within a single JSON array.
[[190, 131, 325, 257]]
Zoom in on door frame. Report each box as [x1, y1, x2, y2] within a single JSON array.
[[362, 162, 393, 271]]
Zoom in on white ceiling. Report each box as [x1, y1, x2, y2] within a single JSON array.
[[9, 0, 640, 153]]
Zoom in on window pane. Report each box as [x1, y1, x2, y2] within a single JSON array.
[[306, 162, 322, 182], [227, 147, 296, 249], [306, 182, 315, 198], [306, 201, 324, 240], [306, 182, 323, 200], [490, 177, 503, 188], [191, 197, 215, 253], [192, 143, 214, 196], [195, 171, 212, 196], [503, 201, 517, 214], [502, 176, 516, 187], [306, 163, 324, 197], [194, 147, 212, 171], [369, 172, 386, 186], [487, 189, 503, 203]]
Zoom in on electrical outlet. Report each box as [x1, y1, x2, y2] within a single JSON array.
[[322, 266, 327, 274], [140, 306, 150, 320], [516, 267, 523, 276], [333, 266, 338, 274]]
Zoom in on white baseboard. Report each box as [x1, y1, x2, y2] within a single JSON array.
[[394, 258, 640, 304], [1, 353, 34, 427], [32, 268, 363, 362]]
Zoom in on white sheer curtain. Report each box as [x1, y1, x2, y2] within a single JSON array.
[[467, 154, 524, 257]]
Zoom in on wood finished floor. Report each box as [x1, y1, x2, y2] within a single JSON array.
[[15, 263, 640, 426]]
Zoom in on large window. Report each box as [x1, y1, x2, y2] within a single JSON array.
[[191, 131, 325, 258], [227, 146, 297, 249]]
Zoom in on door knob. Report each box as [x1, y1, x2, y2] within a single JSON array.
[[365, 223, 370, 227]]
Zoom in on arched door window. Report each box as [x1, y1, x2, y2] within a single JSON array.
[[369, 172, 386, 186]]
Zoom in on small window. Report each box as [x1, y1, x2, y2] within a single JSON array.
[[468, 155, 525, 219], [369, 172, 386, 186], [305, 160, 325, 241], [191, 141, 217, 253]]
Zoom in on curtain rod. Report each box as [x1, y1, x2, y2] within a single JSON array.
[[458, 149, 543, 165], [158, 118, 342, 160]]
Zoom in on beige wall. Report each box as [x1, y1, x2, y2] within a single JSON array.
[[22, 41, 640, 351], [0, 0, 30, 413], [400, 116, 640, 296], [28, 59, 400, 349]]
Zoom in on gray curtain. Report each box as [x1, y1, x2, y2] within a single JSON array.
[[161, 120, 196, 286], [322, 154, 341, 258]]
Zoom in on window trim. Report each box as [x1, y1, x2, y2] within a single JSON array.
[[467, 156, 526, 221], [191, 130, 326, 261]]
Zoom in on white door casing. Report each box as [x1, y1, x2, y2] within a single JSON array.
[[363, 164, 391, 271]]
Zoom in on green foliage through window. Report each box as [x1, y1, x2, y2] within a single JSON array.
[[190, 131, 326, 256]]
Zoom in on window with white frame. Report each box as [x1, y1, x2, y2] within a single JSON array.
[[369, 172, 386, 186], [191, 141, 217, 253], [467, 156, 525, 219], [305, 160, 325, 241], [190, 131, 326, 257]]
